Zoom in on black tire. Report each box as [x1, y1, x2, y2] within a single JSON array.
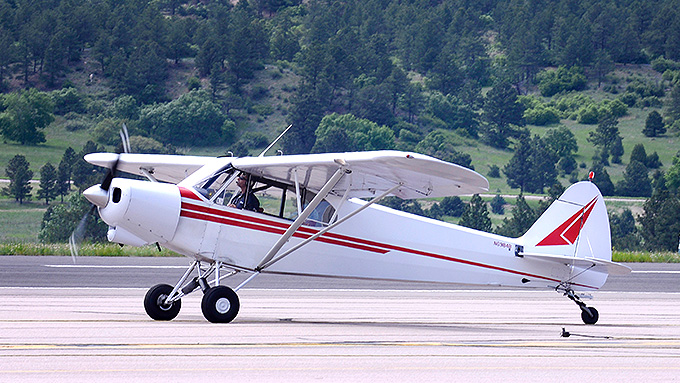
[[581, 306, 599, 325], [201, 286, 240, 323], [144, 284, 181, 321]]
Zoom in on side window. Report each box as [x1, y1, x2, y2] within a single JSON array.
[[195, 171, 336, 225], [301, 192, 336, 227], [305, 199, 335, 227]]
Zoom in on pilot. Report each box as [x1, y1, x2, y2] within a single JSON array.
[[228, 173, 261, 212]]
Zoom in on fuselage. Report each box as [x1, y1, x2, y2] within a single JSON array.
[[164, 186, 607, 291], [92, 176, 607, 292]]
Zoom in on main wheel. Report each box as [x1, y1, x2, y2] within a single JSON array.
[[201, 286, 240, 323], [144, 284, 181, 321], [581, 306, 599, 325]]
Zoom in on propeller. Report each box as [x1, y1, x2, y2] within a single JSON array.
[[68, 124, 131, 263]]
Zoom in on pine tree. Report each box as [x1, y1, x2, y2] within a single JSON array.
[[3, 155, 33, 204], [496, 194, 536, 237], [71, 141, 104, 190], [56, 161, 70, 203], [504, 135, 557, 193], [482, 82, 526, 149], [643, 110, 665, 137], [459, 194, 492, 232], [439, 196, 465, 217], [610, 209, 641, 251], [37, 162, 58, 205], [630, 144, 648, 165], [638, 190, 680, 251], [665, 84, 680, 123], [57, 147, 76, 192], [490, 193, 506, 215], [590, 164, 616, 196], [588, 114, 622, 164], [616, 160, 652, 197], [610, 136, 624, 164]]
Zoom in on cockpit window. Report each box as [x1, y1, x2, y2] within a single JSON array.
[[194, 166, 236, 200], [194, 169, 336, 226]]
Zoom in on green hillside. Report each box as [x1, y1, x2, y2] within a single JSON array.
[[2, 0, 680, 251]]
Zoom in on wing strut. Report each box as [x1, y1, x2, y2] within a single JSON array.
[[256, 164, 348, 270], [257, 182, 401, 271]]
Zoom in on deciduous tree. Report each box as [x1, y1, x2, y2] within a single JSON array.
[[0, 89, 54, 145]]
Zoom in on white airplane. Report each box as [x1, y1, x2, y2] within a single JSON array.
[[81, 147, 630, 325]]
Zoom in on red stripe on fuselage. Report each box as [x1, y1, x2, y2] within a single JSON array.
[[180, 203, 389, 254], [179, 196, 597, 289], [179, 187, 202, 201]]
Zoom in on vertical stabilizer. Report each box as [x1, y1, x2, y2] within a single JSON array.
[[521, 181, 611, 262]]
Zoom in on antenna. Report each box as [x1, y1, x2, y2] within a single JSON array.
[[258, 124, 292, 157]]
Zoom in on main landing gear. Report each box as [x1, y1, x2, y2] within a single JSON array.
[[561, 287, 599, 325], [143, 260, 245, 323]]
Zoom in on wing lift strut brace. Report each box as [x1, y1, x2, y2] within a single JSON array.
[[237, 162, 402, 290], [163, 161, 401, 305]]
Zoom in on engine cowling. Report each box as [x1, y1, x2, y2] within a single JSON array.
[[92, 179, 181, 245], [107, 226, 149, 247]]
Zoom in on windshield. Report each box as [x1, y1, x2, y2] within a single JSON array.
[[194, 166, 236, 201]]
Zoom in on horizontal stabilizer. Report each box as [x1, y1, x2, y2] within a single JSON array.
[[521, 252, 632, 276]]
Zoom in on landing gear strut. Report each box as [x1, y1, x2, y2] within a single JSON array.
[[563, 288, 599, 325], [144, 260, 250, 323]]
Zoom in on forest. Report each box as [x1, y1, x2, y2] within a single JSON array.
[[2, 0, 680, 253]]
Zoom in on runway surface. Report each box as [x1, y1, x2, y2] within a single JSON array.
[[1, 256, 679, 382]]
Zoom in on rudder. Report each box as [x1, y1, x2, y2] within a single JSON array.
[[520, 181, 611, 262]]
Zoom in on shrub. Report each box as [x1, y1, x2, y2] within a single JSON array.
[[187, 76, 201, 91], [601, 99, 628, 118], [577, 104, 600, 124], [537, 66, 587, 97], [51, 88, 86, 115], [618, 92, 638, 107], [651, 57, 680, 73], [523, 104, 561, 125]]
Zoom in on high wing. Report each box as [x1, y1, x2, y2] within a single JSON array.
[[85, 153, 216, 184], [232, 150, 489, 199]]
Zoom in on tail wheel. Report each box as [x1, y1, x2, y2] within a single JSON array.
[[201, 286, 240, 323], [144, 284, 181, 321], [581, 306, 599, 325]]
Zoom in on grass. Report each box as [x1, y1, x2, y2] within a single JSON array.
[[0, 242, 181, 257], [0, 116, 95, 176], [0, 199, 47, 243], [612, 251, 680, 263], [0, 242, 676, 263]]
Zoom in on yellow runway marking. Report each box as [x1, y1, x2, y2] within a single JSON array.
[[3, 339, 680, 351]]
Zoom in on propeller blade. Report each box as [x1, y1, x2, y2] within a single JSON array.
[[69, 205, 96, 264], [119, 123, 131, 154], [99, 156, 120, 191]]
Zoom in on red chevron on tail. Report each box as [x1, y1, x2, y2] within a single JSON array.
[[536, 197, 597, 246]]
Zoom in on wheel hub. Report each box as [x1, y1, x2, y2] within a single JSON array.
[[215, 297, 231, 314], [157, 294, 172, 311]]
